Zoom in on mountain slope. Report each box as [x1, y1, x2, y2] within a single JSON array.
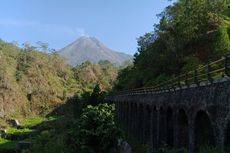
[[0, 40, 79, 116], [59, 36, 132, 66]]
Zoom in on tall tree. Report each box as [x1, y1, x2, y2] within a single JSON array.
[[115, 0, 230, 90]]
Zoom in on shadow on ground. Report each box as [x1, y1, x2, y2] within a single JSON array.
[[0, 96, 81, 153]]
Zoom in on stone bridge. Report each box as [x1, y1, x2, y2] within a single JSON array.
[[109, 81, 230, 152]]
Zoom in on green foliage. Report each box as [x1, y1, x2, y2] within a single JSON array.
[[115, 65, 140, 90], [24, 130, 69, 153], [197, 146, 223, 153], [19, 102, 121, 153], [132, 144, 151, 153], [76, 104, 122, 153], [73, 61, 118, 92], [0, 138, 17, 151], [115, 0, 230, 90], [22, 111, 79, 153], [213, 25, 230, 55], [6, 127, 32, 135], [21, 116, 57, 129], [88, 84, 105, 106], [228, 26, 230, 36], [182, 56, 202, 72], [0, 116, 54, 152]]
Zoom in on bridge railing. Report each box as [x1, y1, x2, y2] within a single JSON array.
[[118, 55, 230, 96]]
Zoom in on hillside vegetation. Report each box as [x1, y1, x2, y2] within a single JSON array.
[[0, 40, 75, 116], [115, 0, 230, 90], [0, 40, 118, 117], [73, 60, 118, 92]]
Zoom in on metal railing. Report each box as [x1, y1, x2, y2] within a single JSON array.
[[118, 55, 230, 96]]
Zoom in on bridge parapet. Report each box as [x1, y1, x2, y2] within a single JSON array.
[[117, 55, 230, 96]]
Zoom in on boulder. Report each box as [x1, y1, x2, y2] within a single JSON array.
[[118, 139, 132, 153], [9, 119, 20, 128]]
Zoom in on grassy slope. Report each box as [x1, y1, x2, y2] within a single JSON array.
[[0, 116, 58, 152]]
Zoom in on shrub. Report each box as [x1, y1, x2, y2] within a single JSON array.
[[76, 103, 122, 153], [214, 25, 230, 56]]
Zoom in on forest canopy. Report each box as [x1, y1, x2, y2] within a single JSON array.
[[115, 0, 230, 90]]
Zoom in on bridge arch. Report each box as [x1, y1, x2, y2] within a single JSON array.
[[120, 101, 125, 124], [129, 103, 134, 136], [194, 110, 215, 150], [225, 120, 230, 151], [152, 106, 158, 149], [133, 102, 138, 139], [159, 106, 166, 145], [124, 101, 129, 127], [177, 108, 189, 148], [144, 105, 151, 145], [166, 106, 174, 147], [223, 112, 230, 151], [127, 102, 131, 125], [138, 104, 144, 143]]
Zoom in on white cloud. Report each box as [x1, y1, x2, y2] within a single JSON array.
[[75, 27, 87, 36]]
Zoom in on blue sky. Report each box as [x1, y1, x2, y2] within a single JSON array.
[[0, 0, 174, 55]]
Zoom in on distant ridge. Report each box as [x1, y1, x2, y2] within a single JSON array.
[[59, 36, 133, 66]]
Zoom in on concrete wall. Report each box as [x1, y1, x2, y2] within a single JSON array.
[[109, 81, 230, 152]]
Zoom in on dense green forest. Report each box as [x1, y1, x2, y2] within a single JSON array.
[[115, 0, 230, 90]]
